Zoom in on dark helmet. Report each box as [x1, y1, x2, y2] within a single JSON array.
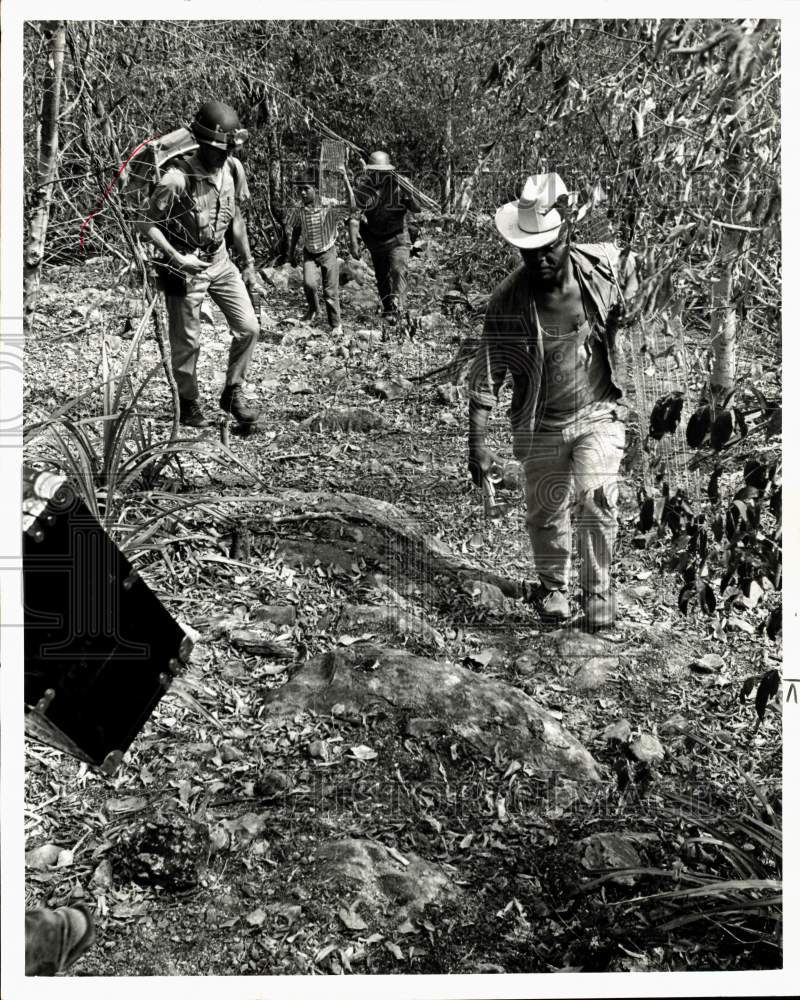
[[292, 167, 318, 188], [191, 101, 248, 150]]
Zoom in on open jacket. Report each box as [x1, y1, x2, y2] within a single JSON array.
[[468, 242, 637, 457]]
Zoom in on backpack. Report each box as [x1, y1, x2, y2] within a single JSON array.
[[123, 127, 199, 206]]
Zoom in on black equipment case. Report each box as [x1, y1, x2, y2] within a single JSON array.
[[23, 467, 192, 773]]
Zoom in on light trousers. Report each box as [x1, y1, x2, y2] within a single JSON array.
[[522, 407, 625, 595], [165, 251, 259, 401]]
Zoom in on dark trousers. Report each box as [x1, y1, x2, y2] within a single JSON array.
[[369, 242, 410, 315], [303, 245, 341, 328]]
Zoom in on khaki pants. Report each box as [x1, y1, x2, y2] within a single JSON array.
[[522, 406, 625, 595], [165, 251, 259, 401]]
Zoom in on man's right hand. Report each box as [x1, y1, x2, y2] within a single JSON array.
[[468, 442, 501, 487], [175, 253, 211, 275]]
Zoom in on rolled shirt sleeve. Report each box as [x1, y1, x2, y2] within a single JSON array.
[[467, 293, 512, 409]]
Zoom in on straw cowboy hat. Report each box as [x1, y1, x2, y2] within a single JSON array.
[[495, 172, 587, 249]]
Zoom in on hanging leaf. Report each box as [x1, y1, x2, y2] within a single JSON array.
[[698, 581, 716, 616], [638, 496, 655, 532], [744, 460, 769, 493], [710, 410, 734, 451], [686, 406, 711, 448], [738, 675, 758, 702], [755, 669, 781, 722], [766, 605, 782, 640], [707, 467, 722, 502]]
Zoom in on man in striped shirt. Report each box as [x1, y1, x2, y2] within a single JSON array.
[[289, 166, 355, 336]]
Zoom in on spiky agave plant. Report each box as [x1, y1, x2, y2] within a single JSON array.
[[628, 786, 781, 952], [23, 301, 268, 546]]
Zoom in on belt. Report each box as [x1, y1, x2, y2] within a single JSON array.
[[194, 240, 224, 261]]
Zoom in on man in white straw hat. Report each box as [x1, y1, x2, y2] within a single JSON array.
[[467, 172, 637, 630]]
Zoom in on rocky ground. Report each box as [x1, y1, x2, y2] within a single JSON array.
[[23, 239, 782, 975]]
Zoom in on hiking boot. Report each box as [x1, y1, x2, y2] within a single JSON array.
[[220, 384, 260, 425], [25, 903, 95, 975], [330, 324, 344, 338], [179, 397, 208, 428], [538, 588, 570, 623], [301, 309, 318, 324], [583, 592, 617, 631]]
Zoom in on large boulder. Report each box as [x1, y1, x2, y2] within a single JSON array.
[[264, 646, 601, 782]]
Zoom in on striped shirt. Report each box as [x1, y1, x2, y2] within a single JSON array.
[[292, 196, 345, 253]]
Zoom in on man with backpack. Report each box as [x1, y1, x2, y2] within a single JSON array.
[[136, 101, 266, 428], [467, 173, 637, 631]]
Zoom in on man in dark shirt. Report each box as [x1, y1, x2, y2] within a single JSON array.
[[467, 173, 637, 630], [348, 151, 421, 320]]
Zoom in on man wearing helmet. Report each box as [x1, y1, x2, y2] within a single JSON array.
[[137, 101, 266, 428], [348, 151, 421, 323]]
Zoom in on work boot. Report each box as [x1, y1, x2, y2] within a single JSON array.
[[179, 397, 208, 428], [25, 904, 95, 975], [583, 592, 617, 631], [220, 384, 260, 425], [301, 308, 318, 324], [538, 588, 570, 623]]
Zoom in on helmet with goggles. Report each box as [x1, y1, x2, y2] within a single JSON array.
[[191, 101, 249, 151]]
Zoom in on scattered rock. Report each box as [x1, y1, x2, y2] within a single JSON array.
[[113, 812, 210, 890], [602, 718, 632, 744], [435, 384, 459, 406], [218, 742, 243, 763], [500, 463, 522, 492], [300, 407, 387, 433], [572, 656, 618, 691], [264, 646, 601, 781], [25, 843, 62, 870], [579, 832, 648, 885], [254, 768, 294, 798], [419, 311, 446, 332], [464, 646, 506, 669], [90, 859, 114, 892], [661, 714, 690, 736], [629, 733, 665, 764], [513, 651, 541, 676], [307, 838, 457, 923], [553, 629, 608, 659], [367, 377, 413, 401], [461, 579, 506, 609], [404, 717, 447, 738], [230, 628, 295, 659], [339, 604, 444, 648], [252, 604, 297, 627], [308, 739, 330, 761], [689, 653, 725, 674]]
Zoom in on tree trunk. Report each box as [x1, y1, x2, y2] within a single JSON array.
[[441, 110, 453, 211], [24, 21, 66, 326], [708, 225, 740, 393], [454, 143, 496, 223], [708, 30, 755, 395]]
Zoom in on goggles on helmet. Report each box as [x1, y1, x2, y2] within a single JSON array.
[[192, 121, 249, 151]]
